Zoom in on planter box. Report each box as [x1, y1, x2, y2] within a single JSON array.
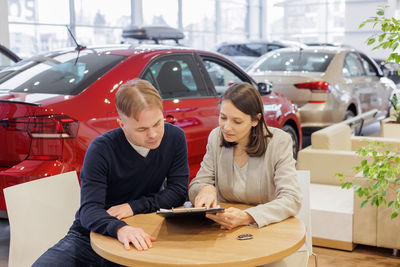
[[380, 118, 400, 139]]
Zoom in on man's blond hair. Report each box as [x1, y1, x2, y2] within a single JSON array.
[[115, 79, 162, 120]]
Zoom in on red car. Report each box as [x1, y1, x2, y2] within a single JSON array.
[[0, 44, 302, 216]]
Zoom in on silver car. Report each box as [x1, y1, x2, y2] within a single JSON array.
[[248, 46, 396, 133]]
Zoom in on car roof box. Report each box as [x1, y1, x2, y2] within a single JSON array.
[[122, 26, 184, 44]]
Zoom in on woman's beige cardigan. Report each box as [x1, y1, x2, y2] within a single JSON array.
[[189, 126, 302, 227]]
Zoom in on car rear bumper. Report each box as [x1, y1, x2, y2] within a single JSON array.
[[299, 102, 344, 128], [0, 160, 66, 214]]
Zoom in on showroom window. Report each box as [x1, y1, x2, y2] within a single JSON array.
[[218, 0, 247, 43], [8, 0, 70, 58], [4, 0, 396, 62], [266, 0, 346, 44], [8, 0, 129, 57], [142, 0, 178, 28], [182, 0, 215, 49], [74, 0, 130, 46]]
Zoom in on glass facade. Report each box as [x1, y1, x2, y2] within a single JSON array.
[[4, 0, 394, 60], [143, 0, 178, 27], [267, 0, 346, 44]]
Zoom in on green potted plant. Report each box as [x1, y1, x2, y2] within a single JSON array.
[[336, 142, 400, 219], [360, 5, 400, 138], [335, 5, 400, 220], [389, 94, 400, 123]]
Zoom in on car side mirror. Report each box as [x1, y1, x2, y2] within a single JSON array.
[[257, 82, 272, 95]]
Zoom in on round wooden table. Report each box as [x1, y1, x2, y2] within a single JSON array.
[[91, 203, 305, 267]]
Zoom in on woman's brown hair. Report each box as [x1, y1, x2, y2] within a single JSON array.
[[220, 82, 273, 157]]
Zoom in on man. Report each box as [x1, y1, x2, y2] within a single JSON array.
[[33, 79, 189, 266]]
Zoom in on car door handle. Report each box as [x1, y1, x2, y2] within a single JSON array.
[[164, 114, 177, 124]]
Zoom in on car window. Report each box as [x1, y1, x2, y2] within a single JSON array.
[[241, 44, 265, 57], [343, 53, 365, 77], [202, 59, 242, 95], [0, 51, 127, 95], [218, 44, 263, 57], [248, 51, 334, 72], [217, 45, 237, 56], [142, 55, 207, 99], [267, 44, 284, 52], [0, 53, 15, 69], [359, 55, 379, 76]]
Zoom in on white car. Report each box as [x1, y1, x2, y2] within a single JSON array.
[[248, 46, 396, 134], [216, 40, 306, 69]]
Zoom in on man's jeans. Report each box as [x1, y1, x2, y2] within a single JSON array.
[[32, 224, 123, 267]]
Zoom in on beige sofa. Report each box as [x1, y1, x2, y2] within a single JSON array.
[[380, 107, 400, 138], [297, 123, 400, 250]]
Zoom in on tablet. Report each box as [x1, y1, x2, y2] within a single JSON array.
[[156, 207, 224, 218]]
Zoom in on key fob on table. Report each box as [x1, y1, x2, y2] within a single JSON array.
[[237, 234, 253, 240]]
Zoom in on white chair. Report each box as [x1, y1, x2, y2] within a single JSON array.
[[296, 170, 318, 267], [264, 170, 316, 267], [4, 171, 80, 267]]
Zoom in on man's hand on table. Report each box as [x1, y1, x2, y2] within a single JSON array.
[[107, 203, 133, 219], [206, 207, 255, 230], [117, 225, 156, 251]]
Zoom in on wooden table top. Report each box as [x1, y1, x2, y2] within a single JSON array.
[[90, 203, 305, 267]]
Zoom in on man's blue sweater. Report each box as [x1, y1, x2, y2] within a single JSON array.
[[73, 123, 189, 238]]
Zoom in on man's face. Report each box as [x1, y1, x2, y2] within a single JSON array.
[[118, 106, 165, 149]]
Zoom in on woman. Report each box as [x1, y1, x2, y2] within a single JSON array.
[[188, 82, 304, 266]]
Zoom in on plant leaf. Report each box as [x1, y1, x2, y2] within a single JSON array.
[[361, 200, 368, 208], [367, 38, 376, 45]]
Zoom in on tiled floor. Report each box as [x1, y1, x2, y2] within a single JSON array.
[[0, 122, 383, 266]]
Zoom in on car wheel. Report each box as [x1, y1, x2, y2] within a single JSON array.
[[282, 124, 299, 159]]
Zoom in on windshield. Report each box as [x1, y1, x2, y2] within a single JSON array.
[[218, 44, 264, 57], [0, 50, 127, 95], [249, 51, 334, 72]]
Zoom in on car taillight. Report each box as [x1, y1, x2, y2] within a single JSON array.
[[0, 114, 78, 138], [0, 117, 30, 131], [295, 81, 330, 93]]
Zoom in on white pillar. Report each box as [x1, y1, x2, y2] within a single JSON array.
[[0, 0, 10, 47], [131, 0, 143, 26], [247, 0, 261, 40], [260, 0, 267, 40]]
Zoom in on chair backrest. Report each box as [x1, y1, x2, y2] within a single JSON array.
[[4, 171, 80, 267], [296, 170, 312, 254], [156, 61, 190, 95]]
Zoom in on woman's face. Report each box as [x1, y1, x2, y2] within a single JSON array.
[[219, 100, 259, 146]]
